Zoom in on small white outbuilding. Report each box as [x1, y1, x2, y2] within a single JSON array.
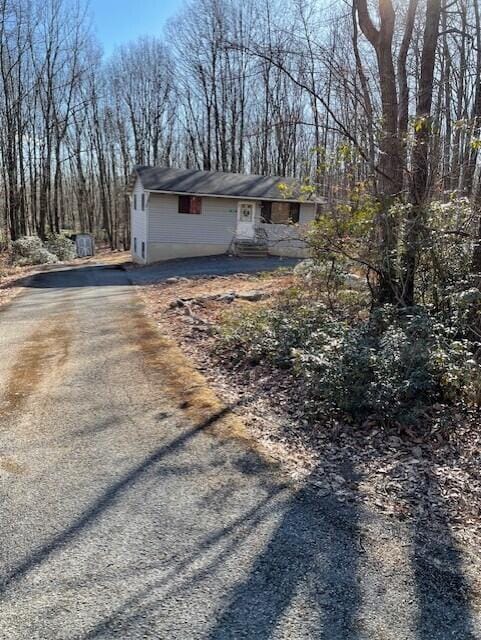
[[75, 233, 95, 257]]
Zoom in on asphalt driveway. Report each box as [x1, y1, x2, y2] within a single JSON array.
[[0, 263, 480, 639], [128, 254, 301, 284]]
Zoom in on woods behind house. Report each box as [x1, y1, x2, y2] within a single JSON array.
[[0, 0, 479, 257], [2, 0, 481, 356]]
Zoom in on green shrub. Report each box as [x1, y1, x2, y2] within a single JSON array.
[[296, 306, 480, 423], [218, 294, 333, 368], [45, 233, 76, 261], [10, 233, 75, 265], [11, 236, 58, 266], [218, 297, 481, 426]]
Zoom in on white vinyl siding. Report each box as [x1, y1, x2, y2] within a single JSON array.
[[131, 182, 317, 262], [148, 193, 237, 245], [131, 177, 147, 260]]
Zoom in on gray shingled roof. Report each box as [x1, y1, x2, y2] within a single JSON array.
[[133, 166, 315, 202]]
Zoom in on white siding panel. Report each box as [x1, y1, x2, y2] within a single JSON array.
[[300, 202, 316, 223], [148, 194, 238, 245], [131, 211, 147, 257], [132, 177, 145, 213], [131, 177, 147, 261]]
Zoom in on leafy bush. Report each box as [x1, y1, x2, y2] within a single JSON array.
[[293, 256, 370, 319], [11, 236, 58, 266], [295, 258, 368, 293], [11, 235, 43, 258], [10, 233, 75, 265], [295, 306, 480, 423], [218, 293, 332, 368], [218, 296, 481, 426], [415, 198, 475, 310], [45, 233, 76, 261]]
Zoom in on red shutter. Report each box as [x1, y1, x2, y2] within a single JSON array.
[[191, 196, 202, 214]]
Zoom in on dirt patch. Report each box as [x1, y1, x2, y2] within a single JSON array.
[[139, 271, 293, 344], [0, 457, 27, 475], [75, 249, 131, 267], [119, 298, 287, 469], [1, 315, 72, 419]]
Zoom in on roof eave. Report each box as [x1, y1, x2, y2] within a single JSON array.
[[143, 187, 322, 204]]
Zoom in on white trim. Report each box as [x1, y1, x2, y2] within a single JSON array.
[[142, 187, 320, 205]]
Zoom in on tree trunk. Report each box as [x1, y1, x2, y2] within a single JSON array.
[[402, 0, 442, 306]]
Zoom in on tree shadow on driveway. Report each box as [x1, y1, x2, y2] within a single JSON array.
[[411, 464, 477, 639], [1, 403, 478, 639], [75, 459, 363, 640], [0, 405, 234, 593], [206, 469, 362, 640]]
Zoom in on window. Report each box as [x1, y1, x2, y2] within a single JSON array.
[[261, 201, 300, 224], [141, 193, 145, 211], [141, 242, 145, 259], [178, 195, 202, 214], [133, 237, 137, 254], [133, 194, 137, 210], [289, 202, 300, 223], [260, 201, 272, 223]]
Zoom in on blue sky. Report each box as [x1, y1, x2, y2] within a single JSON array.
[[91, 0, 183, 56]]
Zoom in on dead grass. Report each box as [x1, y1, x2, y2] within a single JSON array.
[[0, 457, 27, 475], [136, 270, 312, 476], [1, 313, 72, 419], [0, 256, 34, 309], [122, 297, 282, 464]]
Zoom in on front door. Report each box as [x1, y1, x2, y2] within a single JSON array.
[[236, 202, 255, 239]]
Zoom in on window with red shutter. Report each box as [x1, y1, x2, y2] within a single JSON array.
[[178, 195, 202, 214]]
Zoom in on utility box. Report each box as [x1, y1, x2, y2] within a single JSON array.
[[75, 233, 95, 258]]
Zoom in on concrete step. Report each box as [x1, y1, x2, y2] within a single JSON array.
[[234, 238, 269, 257], [236, 245, 267, 249], [235, 243, 267, 247], [235, 241, 268, 248], [235, 248, 269, 258]]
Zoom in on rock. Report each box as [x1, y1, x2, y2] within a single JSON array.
[[192, 324, 213, 334], [165, 277, 179, 284], [237, 290, 266, 301], [169, 298, 190, 308], [330, 474, 346, 488], [218, 293, 235, 303], [342, 273, 367, 291]]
